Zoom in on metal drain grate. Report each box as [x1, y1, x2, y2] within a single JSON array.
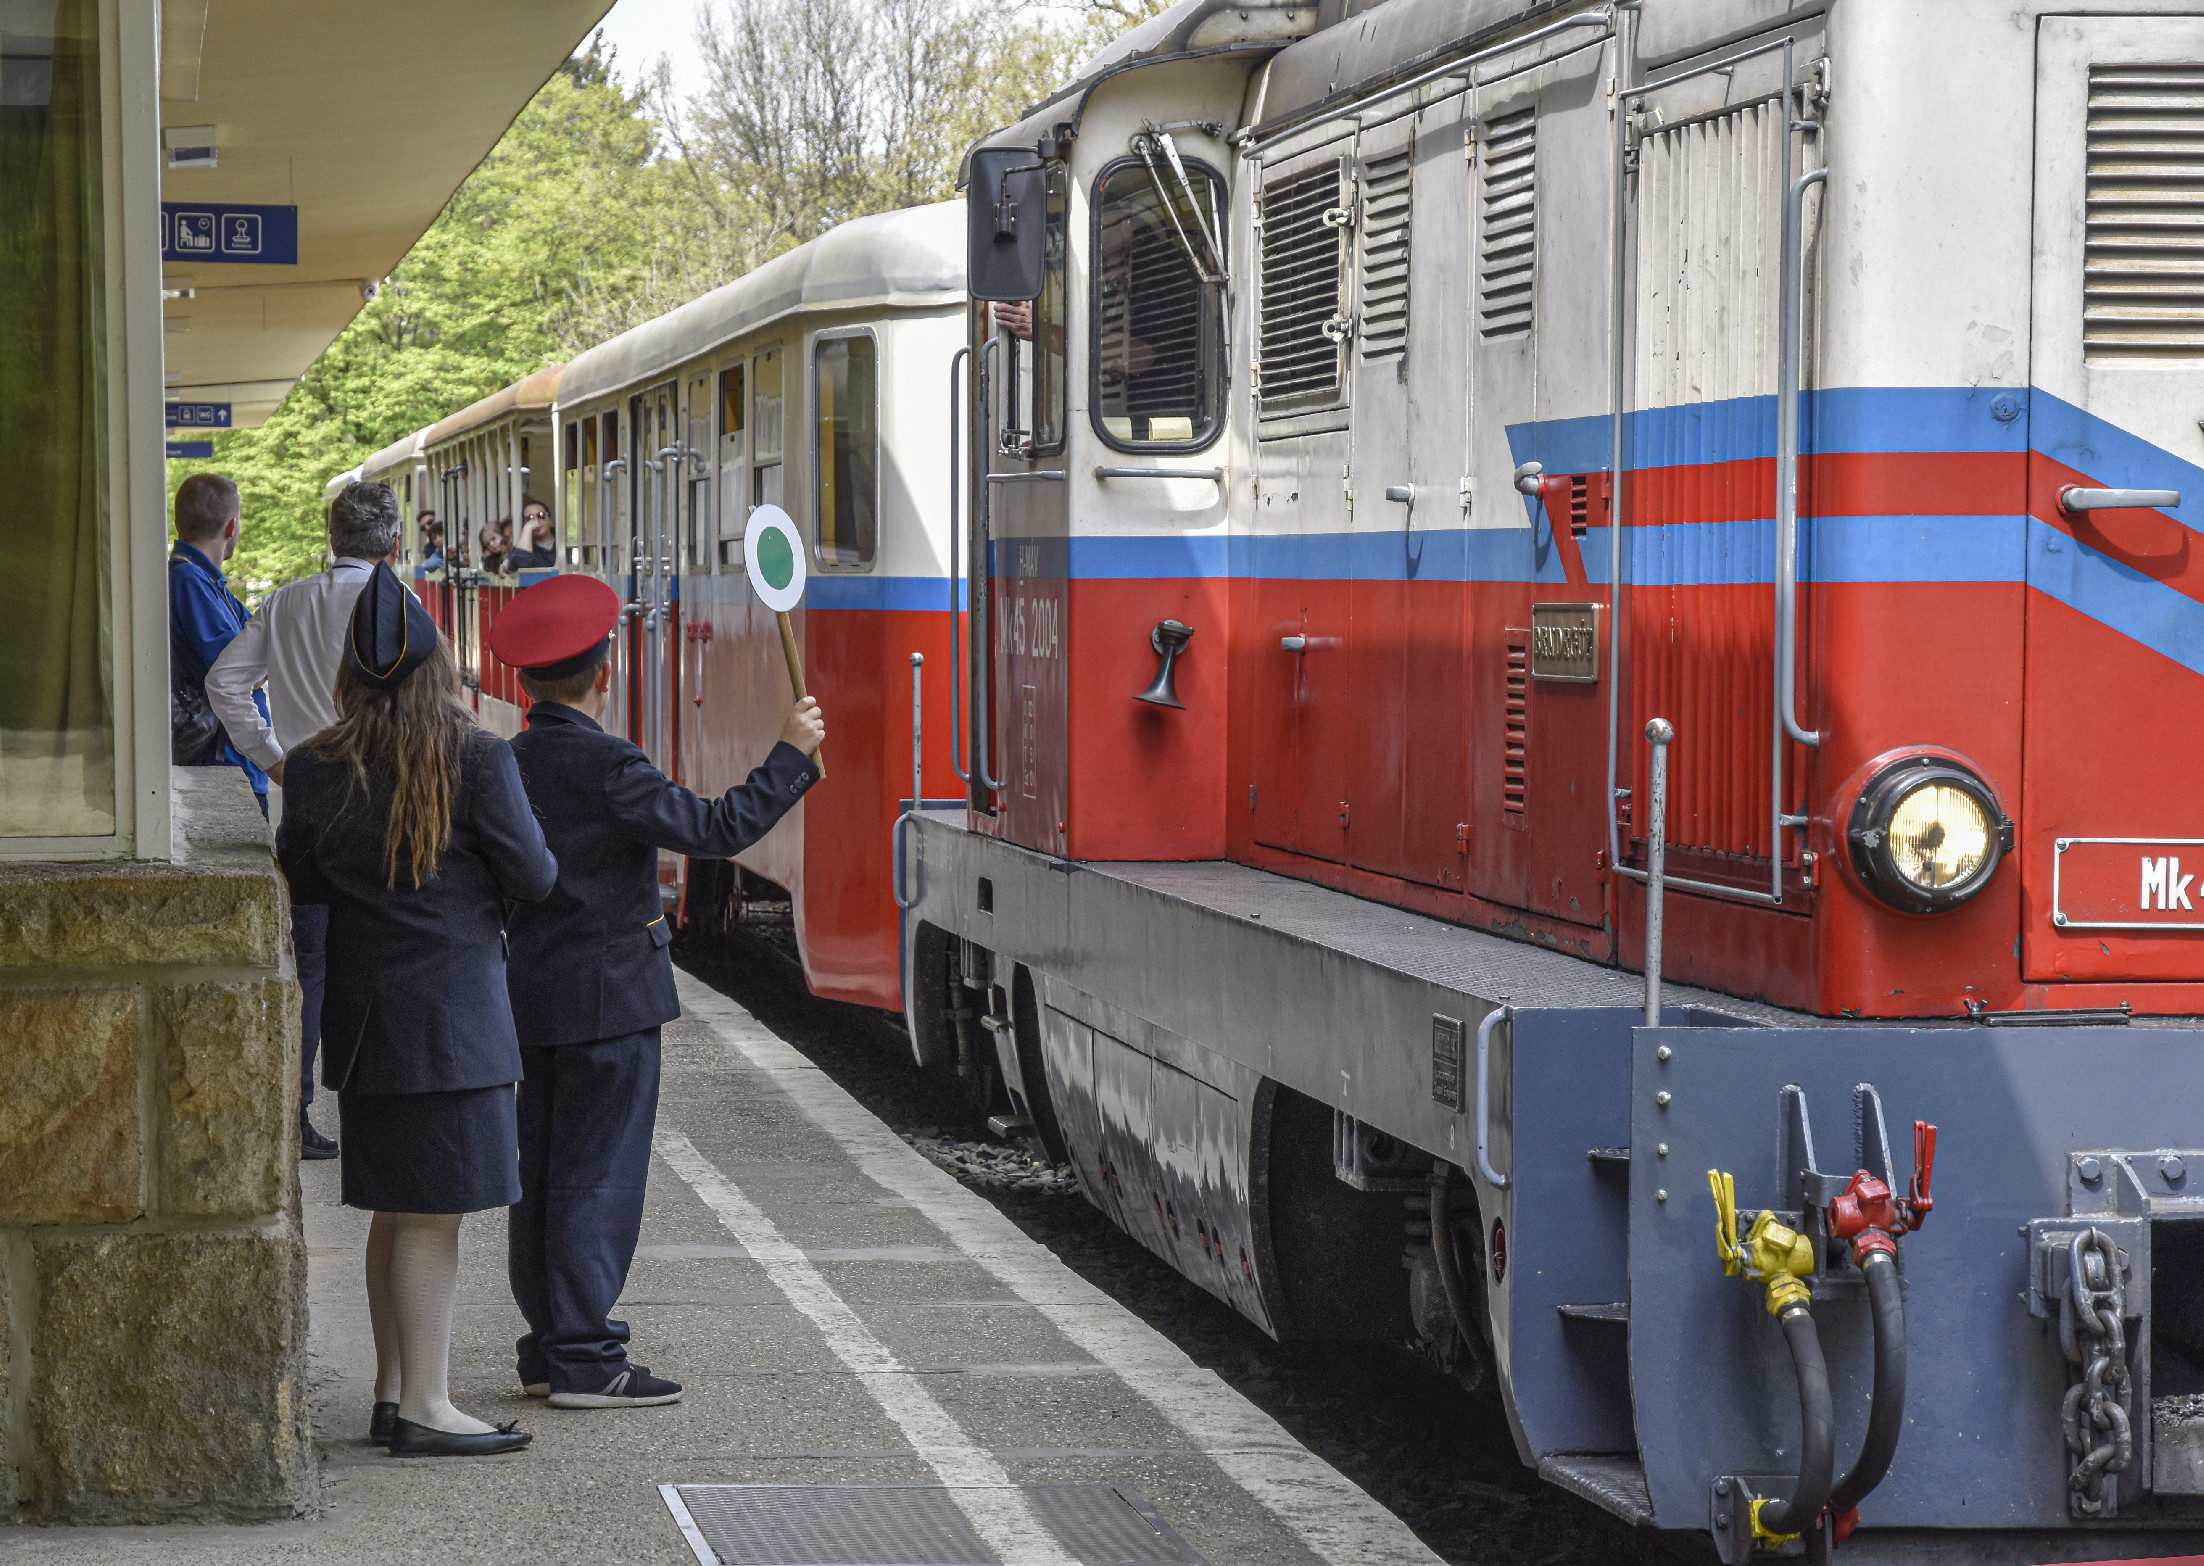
[[660, 1484, 1208, 1566]]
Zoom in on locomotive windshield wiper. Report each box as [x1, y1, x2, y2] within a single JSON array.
[[1133, 127, 1226, 284]]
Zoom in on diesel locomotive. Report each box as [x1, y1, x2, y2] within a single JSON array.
[[372, 0, 2204, 1556]]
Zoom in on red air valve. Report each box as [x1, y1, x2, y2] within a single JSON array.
[[1828, 1172, 1903, 1263], [1827, 1121, 1939, 1266]]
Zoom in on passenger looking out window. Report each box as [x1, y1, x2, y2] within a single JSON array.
[[510, 497, 556, 570]]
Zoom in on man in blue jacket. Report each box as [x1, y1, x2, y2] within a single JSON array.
[[168, 473, 270, 810], [490, 575, 824, 1409]]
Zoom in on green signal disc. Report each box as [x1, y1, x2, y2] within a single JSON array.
[[756, 526, 795, 591], [742, 504, 807, 614]]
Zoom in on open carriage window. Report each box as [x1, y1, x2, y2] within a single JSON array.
[[1091, 154, 1226, 451]]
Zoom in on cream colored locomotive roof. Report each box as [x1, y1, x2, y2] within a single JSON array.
[[557, 202, 966, 410], [1257, 0, 1575, 133]]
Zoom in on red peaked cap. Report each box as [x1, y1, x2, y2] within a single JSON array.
[[486, 573, 623, 678]]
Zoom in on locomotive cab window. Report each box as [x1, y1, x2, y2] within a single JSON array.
[[1092, 155, 1227, 451], [814, 331, 878, 569], [1000, 163, 1068, 456]]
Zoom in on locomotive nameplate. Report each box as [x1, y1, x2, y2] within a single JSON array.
[[1530, 602, 1601, 683], [2051, 837, 2204, 931]]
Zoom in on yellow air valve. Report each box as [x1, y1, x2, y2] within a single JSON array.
[[1748, 1496, 1801, 1550], [1708, 1169, 1815, 1316]]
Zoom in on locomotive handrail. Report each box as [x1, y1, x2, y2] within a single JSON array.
[[1776, 165, 1826, 751], [2060, 486, 2181, 513], [985, 470, 1066, 483], [1241, 6, 1614, 156], [1474, 1004, 1513, 1192], [974, 340, 1007, 795], [948, 347, 970, 785], [1607, 26, 1808, 910], [1094, 467, 1224, 482], [894, 652, 924, 912]]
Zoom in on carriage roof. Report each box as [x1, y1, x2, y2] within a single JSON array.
[[556, 201, 965, 410], [422, 364, 564, 451]]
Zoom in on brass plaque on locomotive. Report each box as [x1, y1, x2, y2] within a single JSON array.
[[1530, 603, 1600, 683]]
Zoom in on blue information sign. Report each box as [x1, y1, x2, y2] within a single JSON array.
[[160, 203, 298, 265], [166, 441, 215, 459], [165, 401, 231, 429]]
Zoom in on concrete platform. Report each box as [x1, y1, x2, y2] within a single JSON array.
[[0, 974, 1442, 1564]]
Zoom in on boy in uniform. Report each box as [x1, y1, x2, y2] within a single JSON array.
[[488, 575, 824, 1407]]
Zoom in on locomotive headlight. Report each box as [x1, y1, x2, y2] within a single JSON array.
[[1846, 757, 2012, 914]]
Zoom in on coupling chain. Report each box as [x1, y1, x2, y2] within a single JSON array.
[[2059, 1227, 2133, 1517]]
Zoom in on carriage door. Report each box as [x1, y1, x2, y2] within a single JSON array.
[[1615, 78, 1813, 907], [2024, 18, 2204, 984]]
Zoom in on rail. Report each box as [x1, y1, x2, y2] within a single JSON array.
[[1094, 467, 1224, 483], [1776, 166, 1826, 750], [894, 653, 924, 912], [1242, 6, 1615, 156], [1474, 1005, 1513, 1192], [974, 340, 1006, 795], [947, 347, 970, 784]]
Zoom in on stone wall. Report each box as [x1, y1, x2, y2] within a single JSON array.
[[0, 769, 313, 1523]]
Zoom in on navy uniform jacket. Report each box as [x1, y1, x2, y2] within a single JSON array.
[[276, 734, 558, 1096], [506, 703, 817, 1048]]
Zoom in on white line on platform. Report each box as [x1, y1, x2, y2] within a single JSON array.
[[674, 974, 1447, 1566], [655, 1127, 1079, 1566]]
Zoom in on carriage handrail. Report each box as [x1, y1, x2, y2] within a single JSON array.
[[1777, 166, 1827, 752]]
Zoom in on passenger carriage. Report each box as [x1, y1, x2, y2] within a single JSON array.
[[551, 203, 965, 1005], [419, 365, 565, 736], [895, 0, 2204, 1556]]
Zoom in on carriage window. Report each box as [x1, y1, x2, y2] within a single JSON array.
[[814, 333, 878, 569], [1092, 156, 1226, 450], [688, 372, 713, 568], [1001, 164, 1068, 454], [561, 422, 581, 561], [752, 347, 783, 512]]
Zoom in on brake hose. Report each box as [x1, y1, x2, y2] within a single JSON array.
[[1807, 1249, 1908, 1560], [1428, 1163, 1491, 1389], [1758, 1302, 1837, 1540]]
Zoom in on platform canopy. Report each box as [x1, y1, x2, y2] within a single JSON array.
[[157, 0, 615, 427]]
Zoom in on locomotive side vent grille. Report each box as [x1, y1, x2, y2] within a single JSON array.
[[1504, 635, 1530, 815], [2086, 63, 2204, 358], [1359, 147, 1413, 360], [1569, 474, 1590, 539], [1258, 161, 1349, 407], [1480, 109, 1537, 339]]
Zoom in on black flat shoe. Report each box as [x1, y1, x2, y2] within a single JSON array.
[[368, 1402, 398, 1445], [385, 1416, 530, 1456], [300, 1120, 339, 1160]]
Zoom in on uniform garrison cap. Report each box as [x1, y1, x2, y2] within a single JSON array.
[[344, 561, 439, 691], [486, 572, 622, 680]]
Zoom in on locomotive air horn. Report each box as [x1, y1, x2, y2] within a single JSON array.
[[1134, 620, 1193, 709]]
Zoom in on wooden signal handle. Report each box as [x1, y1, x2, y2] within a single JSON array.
[[776, 609, 823, 779]]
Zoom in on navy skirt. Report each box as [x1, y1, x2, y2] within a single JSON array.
[[338, 1084, 521, 1214]]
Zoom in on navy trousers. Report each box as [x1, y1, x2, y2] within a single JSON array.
[[509, 1027, 661, 1392], [293, 903, 327, 1109]]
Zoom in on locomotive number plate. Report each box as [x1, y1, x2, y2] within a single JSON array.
[[2051, 837, 2204, 931], [1530, 602, 1600, 683]]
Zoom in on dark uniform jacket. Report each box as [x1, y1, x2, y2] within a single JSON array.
[[507, 703, 817, 1048], [276, 733, 558, 1096]]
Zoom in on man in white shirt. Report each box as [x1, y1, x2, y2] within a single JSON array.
[[209, 482, 405, 1160]]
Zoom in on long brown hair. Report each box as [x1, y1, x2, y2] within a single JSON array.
[[310, 634, 476, 888]]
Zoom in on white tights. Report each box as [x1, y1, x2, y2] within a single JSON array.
[[365, 1211, 494, 1435]]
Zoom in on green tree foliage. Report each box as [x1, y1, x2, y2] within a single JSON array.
[[173, 4, 1162, 596]]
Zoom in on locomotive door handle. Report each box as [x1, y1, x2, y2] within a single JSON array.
[[2060, 486, 2181, 513], [1281, 635, 1308, 652], [1383, 484, 1414, 503]]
